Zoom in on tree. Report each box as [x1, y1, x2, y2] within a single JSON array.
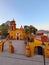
[[24, 25, 30, 41], [1, 29, 8, 38], [29, 25, 34, 35], [1, 23, 9, 38], [24, 25, 37, 35], [29, 25, 37, 34], [24, 25, 37, 42], [24, 25, 29, 34], [1, 23, 5, 26]]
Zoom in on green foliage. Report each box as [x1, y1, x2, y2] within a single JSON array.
[[1, 30, 8, 37], [1, 23, 5, 26], [29, 25, 37, 34], [24, 25, 37, 35], [24, 25, 29, 34], [0, 23, 9, 38], [29, 38, 34, 42], [24, 36, 34, 42], [24, 25, 37, 42]]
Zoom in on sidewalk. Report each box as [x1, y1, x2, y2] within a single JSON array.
[[0, 52, 49, 65]]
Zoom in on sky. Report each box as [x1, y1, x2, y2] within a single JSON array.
[[0, 0, 49, 30]]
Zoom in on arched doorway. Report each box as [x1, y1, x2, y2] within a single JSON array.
[[16, 33, 20, 40], [34, 46, 42, 55]]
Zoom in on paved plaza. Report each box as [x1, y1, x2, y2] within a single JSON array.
[[0, 40, 49, 65]]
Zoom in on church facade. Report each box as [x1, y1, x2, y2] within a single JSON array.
[[9, 20, 25, 40]]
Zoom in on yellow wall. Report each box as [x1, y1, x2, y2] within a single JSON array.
[[29, 38, 49, 58], [29, 39, 42, 56], [10, 31, 16, 39], [9, 29, 25, 40]]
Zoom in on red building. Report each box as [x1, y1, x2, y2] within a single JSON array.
[[36, 30, 48, 42]]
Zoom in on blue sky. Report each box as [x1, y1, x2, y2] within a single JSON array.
[[0, 0, 49, 30]]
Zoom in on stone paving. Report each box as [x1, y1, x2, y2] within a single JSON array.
[[0, 40, 49, 65], [0, 53, 49, 65]]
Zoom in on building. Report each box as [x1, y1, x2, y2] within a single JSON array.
[[9, 19, 25, 40], [36, 30, 49, 42]]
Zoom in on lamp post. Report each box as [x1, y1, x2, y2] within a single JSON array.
[[41, 42, 46, 65], [47, 31, 49, 42]]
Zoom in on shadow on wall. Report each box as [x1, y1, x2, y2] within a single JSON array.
[[34, 46, 43, 55]]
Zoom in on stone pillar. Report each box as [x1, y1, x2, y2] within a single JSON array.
[[29, 42, 34, 57], [0, 42, 3, 52], [8, 41, 14, 53], [45, 45, 49, 58], [26, 44, 31, 57], [8, 45, 14, 53]]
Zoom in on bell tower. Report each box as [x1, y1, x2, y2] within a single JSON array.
[[10, 19, 16, 31]]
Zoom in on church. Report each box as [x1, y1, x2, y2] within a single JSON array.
[[9, 19, 25, 40]]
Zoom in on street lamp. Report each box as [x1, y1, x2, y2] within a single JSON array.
[[47, 31, 49, 42], [41, 42, 46, 65]]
